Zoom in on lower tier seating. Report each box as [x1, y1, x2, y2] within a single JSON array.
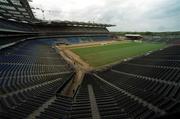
[[0, 39, 74, 119], [1, 40, 180, 119]]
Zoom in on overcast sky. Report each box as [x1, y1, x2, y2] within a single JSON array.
[[29, 0, 180, 32]]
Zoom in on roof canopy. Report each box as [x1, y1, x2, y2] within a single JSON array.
[[0, 0, 35, 22], [0, 0, 115, 28], [34, 20, 115, 28]]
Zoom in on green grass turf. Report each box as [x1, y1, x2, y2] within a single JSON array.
[[71, 41, 166, 67]]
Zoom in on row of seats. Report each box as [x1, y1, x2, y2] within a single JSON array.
[[2, 39, 180, 119], [112, 63, 180, 82], [1, 77, 71, 119], [0, 55, 66, 65], [87, 45, 180, 118], [0, 63, 68, 77], [97, 71, 178, 112], [36, 26, 108, 33], [68, 74, 158, 119], [0, 72, 71, 94], [70, 76, 92, 119], [37, 74, 130, 119], [0, 39, 74, 119], [36, 95, 73, 119], [13, 43, 180, 119], [56, 35, 112, 44], [85, 75, 130, 119], [41, 45, 179, 119], [0, 19, 34, 32], [98, 71, 180, 100], [127, 59, 180, 68]]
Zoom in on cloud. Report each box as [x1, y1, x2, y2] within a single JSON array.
[[29, 0, 180, 31]]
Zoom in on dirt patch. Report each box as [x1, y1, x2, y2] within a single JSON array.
[[59, 45, 93, 71], [56, 45, 93, 97]]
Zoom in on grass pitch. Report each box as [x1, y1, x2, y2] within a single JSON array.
[[70, 41, 166, 67]]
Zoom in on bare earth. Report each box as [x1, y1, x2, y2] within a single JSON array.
[[56, 45, 92, 97]]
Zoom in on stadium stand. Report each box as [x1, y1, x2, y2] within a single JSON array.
[[85, 45, 180, 118], [0, 0, 114, 47], [1, 0, 180, 119], [0, 39, 75, 119], [2, 40, 180, 119], [22, 45, 179, 119], [0, 19, 35, 32], [55, 35, 112, 44]]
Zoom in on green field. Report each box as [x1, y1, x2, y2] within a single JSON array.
[[71, 41, 166, 67]]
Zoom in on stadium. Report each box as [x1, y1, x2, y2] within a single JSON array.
[[0, 0, 180, 119]]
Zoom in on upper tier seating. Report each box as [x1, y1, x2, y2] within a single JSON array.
[[0, 19, 34, 32], [55, 35, 112, 44]]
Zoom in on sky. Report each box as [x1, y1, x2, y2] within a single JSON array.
[[29, 0, 180, 32]]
